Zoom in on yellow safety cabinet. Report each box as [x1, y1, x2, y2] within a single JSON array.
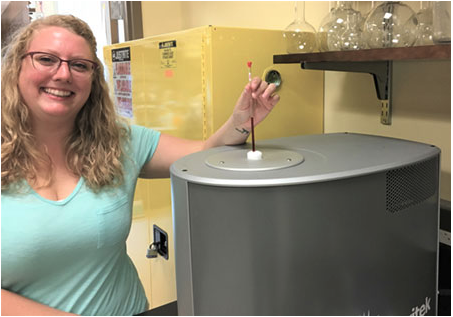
[[103, 25, 323, 309]]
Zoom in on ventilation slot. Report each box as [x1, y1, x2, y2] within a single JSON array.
[[386, 158, 438, 213]]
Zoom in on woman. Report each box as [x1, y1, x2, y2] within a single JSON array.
[[1, 15, 279, 316]]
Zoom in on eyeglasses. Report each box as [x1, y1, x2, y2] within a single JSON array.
[[23, 51, 98, 77]]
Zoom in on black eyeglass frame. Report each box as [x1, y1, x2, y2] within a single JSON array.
[[23, 51, 98, 74]]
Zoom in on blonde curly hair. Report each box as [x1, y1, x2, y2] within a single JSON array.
[[1, 15, 129, 192]]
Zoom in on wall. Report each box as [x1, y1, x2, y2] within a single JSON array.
[[325, 62, 451, 200], [141, 1, 185, 36], [141, 1, 451, 200], [142, 1, 329, 37]]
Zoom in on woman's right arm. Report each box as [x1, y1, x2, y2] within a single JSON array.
[[1, 289, 77, 316]]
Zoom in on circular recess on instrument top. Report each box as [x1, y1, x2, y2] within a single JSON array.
[[205, 149, 304, 171]]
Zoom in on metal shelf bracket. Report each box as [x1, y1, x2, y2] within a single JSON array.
[[302, 61, 393, 125]]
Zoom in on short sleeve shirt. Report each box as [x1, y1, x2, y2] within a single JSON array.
[[1, 125, 161, 316]]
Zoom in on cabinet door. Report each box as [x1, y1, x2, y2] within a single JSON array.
[[104, 28, 206, 309]]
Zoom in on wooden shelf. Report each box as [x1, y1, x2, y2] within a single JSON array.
[[273, 44, 451, 64], [272, 44, 450, 126]]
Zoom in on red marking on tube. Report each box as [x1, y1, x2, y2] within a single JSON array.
[[247, 61, 252, 68]]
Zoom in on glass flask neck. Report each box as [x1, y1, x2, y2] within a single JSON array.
[[345, 12, 360, 28], [294, 1, 306, 22], [421, 1, 433, 10]]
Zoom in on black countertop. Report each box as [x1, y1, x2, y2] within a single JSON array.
[[137, 301, 178, 316]]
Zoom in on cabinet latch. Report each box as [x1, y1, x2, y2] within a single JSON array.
[[146, 225, 169, 260]]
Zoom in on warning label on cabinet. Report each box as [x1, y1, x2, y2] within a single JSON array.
[[159, 40, 177, 68], [112, 47, 131, 62], [111, 47, 133, 118]]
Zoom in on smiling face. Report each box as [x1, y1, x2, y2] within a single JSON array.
[[18, 26, 94, 127]]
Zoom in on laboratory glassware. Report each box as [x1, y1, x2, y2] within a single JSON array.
[[364, 1, 417, 48], [283, 1, 317, 53]]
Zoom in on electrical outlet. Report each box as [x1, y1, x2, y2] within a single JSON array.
[[153, 225, 169, 260]]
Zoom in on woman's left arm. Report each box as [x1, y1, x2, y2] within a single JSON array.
[[140, 77, 280, 178]]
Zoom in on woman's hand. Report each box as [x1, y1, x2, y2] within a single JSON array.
[[139, 77, 281, 179], [232, 77, 280, 131]]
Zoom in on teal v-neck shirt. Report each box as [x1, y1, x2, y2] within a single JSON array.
[[1, 125, 161, 316]]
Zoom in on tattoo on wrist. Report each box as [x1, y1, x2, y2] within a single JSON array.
[[235, 127, 250, 135]]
